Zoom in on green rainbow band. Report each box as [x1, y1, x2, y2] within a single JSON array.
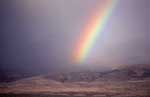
[[76, 0, 118, 63]]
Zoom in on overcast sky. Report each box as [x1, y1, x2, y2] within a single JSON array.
[[0, 0, 150, 72]]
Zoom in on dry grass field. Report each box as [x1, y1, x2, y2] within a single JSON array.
[[0, 65, 150, 97]]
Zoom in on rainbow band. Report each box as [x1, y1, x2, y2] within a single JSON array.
[[74, 0, 118, 63]]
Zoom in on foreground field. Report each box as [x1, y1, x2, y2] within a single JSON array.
[[1, 65, 150, 97], [0, 94, 149, 97], [0, 78, 150, 97]]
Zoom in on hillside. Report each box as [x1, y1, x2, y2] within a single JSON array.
[[44, 64, 150, 82], [0, 64, 150, 96]]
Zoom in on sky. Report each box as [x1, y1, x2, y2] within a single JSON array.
[[0, 0, 150, 73]]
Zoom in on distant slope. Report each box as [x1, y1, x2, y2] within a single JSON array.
[[0, 64, 150, 83], [43, 64, 150, 82], [100, 64, 150, 81]]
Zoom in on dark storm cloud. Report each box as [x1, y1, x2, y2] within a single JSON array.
[[0, 0, 149, 73]]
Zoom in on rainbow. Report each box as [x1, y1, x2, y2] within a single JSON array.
[[73, 0, 118, 63]]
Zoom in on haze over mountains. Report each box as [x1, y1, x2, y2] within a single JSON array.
[[0, 64, 150, 83]]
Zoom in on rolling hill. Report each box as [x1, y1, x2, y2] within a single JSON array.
[[0, 64, 150, 96]]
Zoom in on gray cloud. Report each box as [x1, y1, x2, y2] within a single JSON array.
[[1, 0, 149, 72]]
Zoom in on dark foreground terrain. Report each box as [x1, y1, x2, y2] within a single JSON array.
[[0, 94, 149, 97], [0, 64, 150, 97], [0, 94, 88, 97]]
